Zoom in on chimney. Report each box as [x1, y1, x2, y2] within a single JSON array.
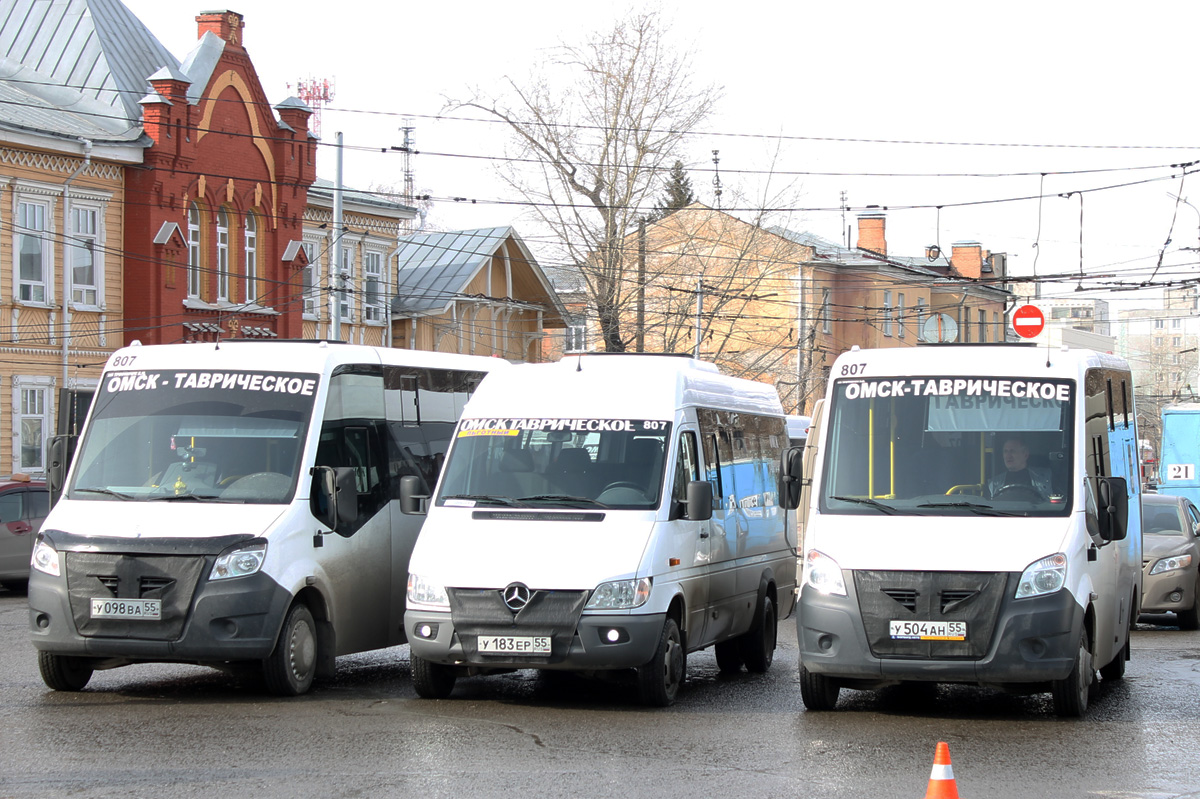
[[856, 212, 886, 256], [951, 241, 984, 279], [197, 11, 245, 46]]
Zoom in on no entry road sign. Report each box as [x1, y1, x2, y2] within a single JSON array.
[[1012, 304, 1045, 339]]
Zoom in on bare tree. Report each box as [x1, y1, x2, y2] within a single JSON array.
[[450, 10, 720, 351]]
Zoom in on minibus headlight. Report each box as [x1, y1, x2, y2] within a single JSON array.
[[210, 543, 267, 581], [585, 578, 652, 610], [1149, 553, 1193, 575], [407, 574, 450, 609], [803, 549, 846, 597], [1015, 553, 1067, 598], [32, 537, 60, 577]]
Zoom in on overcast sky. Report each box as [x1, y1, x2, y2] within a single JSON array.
[[120, 0, 1200, 313]]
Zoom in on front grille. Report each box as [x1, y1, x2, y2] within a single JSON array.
[[854, 570, 1008, 660], [65, 552, 206, 640], [447, 587, 590, 663], [881, 588, 918, 612]]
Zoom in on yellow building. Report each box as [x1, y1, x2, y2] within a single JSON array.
[[550, 204, 1010, 414]]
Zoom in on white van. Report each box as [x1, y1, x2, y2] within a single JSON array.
[[28, 341, 502, 694], [797, 344, 1142, 717], [401, 354, 802, 706]]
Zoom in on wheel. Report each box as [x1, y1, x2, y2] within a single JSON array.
[[1100, 607, 1133, 681], [992, 483, 1045, 502], [637, 617, 685, 707], [38, 651, 94, 691], [411, 653, 457, 699], [1051, 628, 1093, 717], [1177, 577, 1200, 631], [739, 594, 777, 673], [799, 663, 840, 710], [263, 603, 317, 696], [714, 640, 744, 673]]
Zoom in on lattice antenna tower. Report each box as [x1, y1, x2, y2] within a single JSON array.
[[711, 149, 723, 210], [293, 77, 336, 139], [399, 120, 416, 234]]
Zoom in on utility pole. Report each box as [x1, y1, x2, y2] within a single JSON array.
[[694, 277, 703, 358], [331, 131, 344, 341], [637, 219, 646, 352]]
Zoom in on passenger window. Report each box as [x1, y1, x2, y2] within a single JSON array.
[[0, 492, 22, 522], [28, 490, 48, 518]]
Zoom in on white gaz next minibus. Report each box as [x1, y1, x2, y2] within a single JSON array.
[[401, 354, 802, 706], [796, 344, 1142, 717], [28, 341, 502, 695]]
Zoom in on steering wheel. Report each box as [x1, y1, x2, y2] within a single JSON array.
[[992, 483, 1045, 502], [602, 481, 643, 492]]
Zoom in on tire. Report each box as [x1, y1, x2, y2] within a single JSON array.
[[799, 663, 839, 711], [714, 640, 744, 674], [1177, 578, 1200, 631], [411, 653, 457, 699], [739, 594, 777, 673], [263, 603, 318, 696], [38, 651, 94, 691], [1051, 628, 1093, 717], [637, 617, 685, 707]]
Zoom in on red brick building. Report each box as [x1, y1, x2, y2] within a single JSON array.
[[125, 11, 316, 345]]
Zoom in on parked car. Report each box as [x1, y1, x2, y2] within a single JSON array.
[[0, 475, 49, 591], [1140, 493, 1200, 630]]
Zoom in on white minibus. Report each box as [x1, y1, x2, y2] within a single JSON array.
[[28, 341, 502, 695], [796, 344, 1142, 717], [401, 354, 802, 706]]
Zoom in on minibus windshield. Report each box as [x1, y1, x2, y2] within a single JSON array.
[[68, 370, 318, 504], [820, 375, 1074, 517], [437, 418, 672, 510]]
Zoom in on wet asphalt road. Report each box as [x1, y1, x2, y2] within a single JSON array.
[[1, 585, 1198, 799]]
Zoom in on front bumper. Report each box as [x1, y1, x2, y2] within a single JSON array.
[[406, 608, 667, 671], [1140, 563, 1199, 614], [28, 534, 291, 664], [797, 571, 1084, 687]]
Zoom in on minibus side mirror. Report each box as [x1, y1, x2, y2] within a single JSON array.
[[780, 446, 804, 510], [310, 465, 359, 536], [686, 480, 713, 522], [47, 434, 76, 506], [399, 475, 429, 516], [1097, 476, 1129, 541]]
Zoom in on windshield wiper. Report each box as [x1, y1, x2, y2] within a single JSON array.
[[917, 500, 1021, 517], [830, 495, 898, 515], [517, 494, 610, 509], [74, 487, 137, 501], [441, 494, 525, 507], [147, 493, 240, 503]]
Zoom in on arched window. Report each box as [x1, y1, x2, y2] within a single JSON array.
[[216, 207, 230, 301], [187, 203, 202, 298], [244, 212, 258, 304]]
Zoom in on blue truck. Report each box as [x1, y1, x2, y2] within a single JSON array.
[[1158, 404, 1200, 506]]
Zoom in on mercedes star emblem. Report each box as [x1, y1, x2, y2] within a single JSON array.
[[502, 582, 531, 612]]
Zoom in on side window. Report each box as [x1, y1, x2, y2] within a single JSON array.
[[317, 367, 387, 534], [0, 492, 22, 523], [671, 431, 700, 504], [28, 489, 49, 519]]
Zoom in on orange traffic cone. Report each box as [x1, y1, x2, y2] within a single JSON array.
[[922, 741, 961, 799]]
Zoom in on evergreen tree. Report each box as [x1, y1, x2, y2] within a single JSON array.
[[647, 161, 696, 222]]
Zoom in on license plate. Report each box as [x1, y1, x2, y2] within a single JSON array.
[[889, 620, 966, 641], [477, 635, 552, 655], [90, 598, 162, 620]]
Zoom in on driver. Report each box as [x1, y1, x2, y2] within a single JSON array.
[[988, 435, 1052, 499]]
